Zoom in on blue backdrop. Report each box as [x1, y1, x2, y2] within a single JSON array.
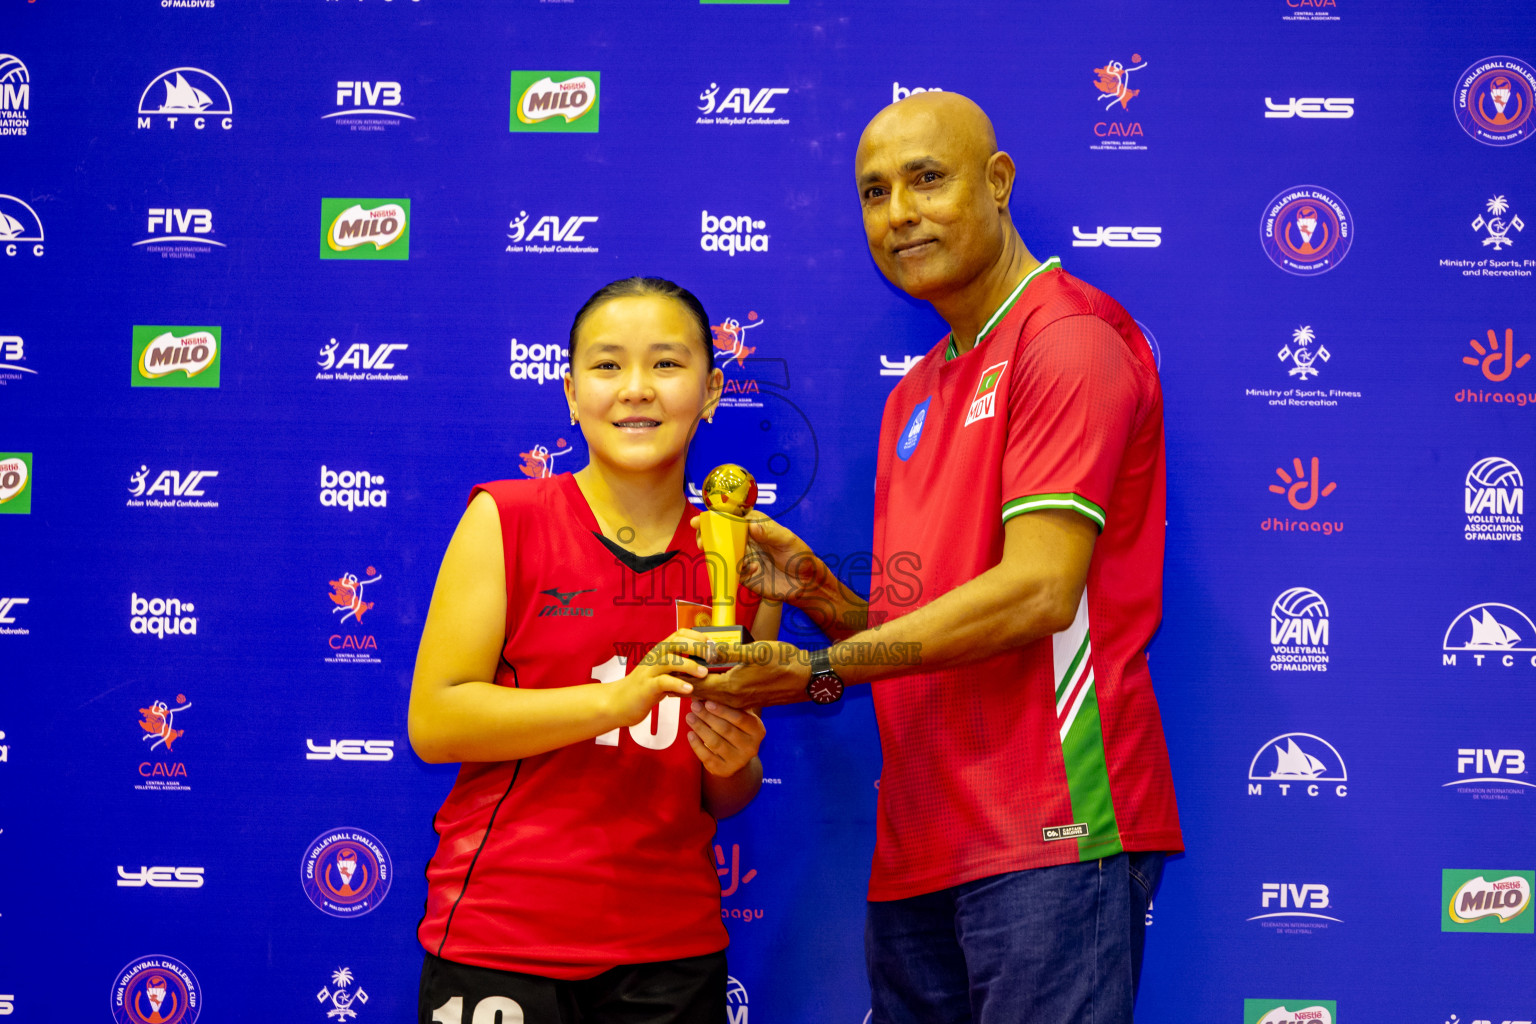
[[2, 2, 1535, 1022]]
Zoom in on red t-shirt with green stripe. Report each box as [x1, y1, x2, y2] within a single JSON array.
[[867, 258, 1182, 901]]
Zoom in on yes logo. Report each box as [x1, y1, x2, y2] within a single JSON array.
[[132, 326, 220, 387], [1264, 97, 1355, 118], [322, 199, 410, 259], [511, 71, 600, 132], [1072, 226, 1161, 248], [117, 866, 205, 889], [1443, 870, 1534, 932], [0, 453, 31, 513]]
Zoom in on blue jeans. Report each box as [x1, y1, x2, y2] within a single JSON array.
[[866, 852, 1165, 1024]]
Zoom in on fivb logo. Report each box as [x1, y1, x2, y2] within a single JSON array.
[[320, 466, 388, 510], [511, 71, 600, 133], [1247, 733, 1348, 797], [0, 597, 29, 636], [505, 210, 600, 253], [1270, 587, 1329, 671], [1072, 225, 1162, 248], [701, 211, 770, 255], [1442, 603, 1536, 668], [509, 338, 569, 384], [322, 199, 410, 260], [1450, 748, 1531, 789], [127, 465, 219, 508], [132, 326, 220, 388], [137, 67, 233, 129], [0, 194, 44, 257], [697, 83, 790, 125], [1443, 870, 1534, 933], [1249, 882, 1341, 924], [1465, 457, 1523, 541], [0, 54, 29, 136], [137, 208, 222, 255], [117, 866, 205, 889], [307, 739, 395, 762], [1264, 97, 1355, 118], [328, 81, 413, 125], [317, 338, 409, 381], [130, 594, 198, 638], [0, 335, 35, 384]]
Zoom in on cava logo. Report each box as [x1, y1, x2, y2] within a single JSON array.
[[307, 739, 394, 762], [1465, 457, 1523, 541], [711, 310, 767, 407], [518, 437, 574, 479], [0, 334, 34, 385], [328, 80, 411, 131], [127, 465, 219, 509], [1270, 587, 1329, 672], [117, 866, 204, 889], [697, 83, 790, 125], [1250, 883, 1341, 933], [1247, 733, 1347, 797], [1455, 57, 1536, 147], [1090, 55, 1148, 151], [509, 338, 569, 384], [111, 956, 201, 1024], [0, 194, 44, 257], [137, 207, 221, 258], [1244, 1000, 1335, 1024], [0, 596, 29, 636], [136, 67, 233, 130], [0, 453, 31, 514], [1443, 870, 1534, 932], [701, 210, 770, 254], [1072, 225, 1161, 248], [317, 337, 409, 382], [1264, 97, 1354, 118], [510, 71, 600, 132], [327, 567, 382, 665], [135, 694, 192, 791], [505, 210, 600, 254], [322, 199, 410, 259], [0, 55, 29, 136], [131, 326, 220, 387], [1448, 748, 1531, 798], [130, 594, 198, 638], [1281, 0, 1338, 20], [1441, 603, 1536, 667], [1262, 186, 1353, 275]]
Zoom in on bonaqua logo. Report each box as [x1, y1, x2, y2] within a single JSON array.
[[509, 338, 569, 384], [130, 594, 197, 638], [1465, 457, 1523, 541], [319, 466, 387, 510], [701, 211, 770, 255], [0, 54, 30, 136], [136, 67, 232, 130]]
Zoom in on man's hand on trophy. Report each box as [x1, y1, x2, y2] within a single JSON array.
[[693, 640, 812, 708], [690, 511, 825, 605]]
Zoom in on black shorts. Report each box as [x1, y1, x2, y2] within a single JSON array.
[[419, 950, 728, 1024]]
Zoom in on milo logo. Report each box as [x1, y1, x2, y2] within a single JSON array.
[[132, 326, 221, 388], [321, 199, 411, 260], [510, 71, 600, 133], [0, 452, 30, 513]]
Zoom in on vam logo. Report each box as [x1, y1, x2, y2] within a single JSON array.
[[117, 866, 205, 889], [307, 739, 394, 762], [1455, 57, 1536, 147], [697, 83, 790, 125], [1442, 603, 1536, 667], [1262, 185, 1353, 275], [505, 210, 600, 254], [131, 595, 198, 638], [1265, 97, 1354, 118], [135, 694, 192, 792], [1090, 55, 1148, 151], [131, 326, 220, 388], [1270, 587, 1329, 672], [0, 54, 29, 136], [301, 827, 392, 918], [317, 337, 409, 382], [1072, 225, 1161, 248], [510, 71, 599, 132], [110, 955, 201, 1024], [1465, 457, 1523, 541], [136, 67, 233, 130], [726, 976, 748, 1024], [1448, 748, 1531, 797], [1443, 869, 1534, 932], [327, 80, 412, 131], [322, 198, 409, 260], [0, 453, 31, 514], [1249, 882, 1341, 932], [1247, 733, 1347, 797], [0, 335, 35, 385], [1244, 1000, 1335, 1024], [127, 465, 219, 509], [701, 210, 770, 254], [0, 194, 44, 257], [319, 466, 388, 510], [136, 207, 221, 258]]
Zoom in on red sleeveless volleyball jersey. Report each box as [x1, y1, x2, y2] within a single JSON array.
[[417, 474, 758, 978]]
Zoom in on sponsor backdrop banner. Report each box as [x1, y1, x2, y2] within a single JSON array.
[[2, 2, 1534, 1022]]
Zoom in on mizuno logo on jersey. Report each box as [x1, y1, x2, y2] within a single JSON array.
[[964, 361, 1008, 426], [539, 586, 596, 616]]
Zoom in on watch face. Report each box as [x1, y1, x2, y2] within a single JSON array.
[[808, 673, 843, 705]]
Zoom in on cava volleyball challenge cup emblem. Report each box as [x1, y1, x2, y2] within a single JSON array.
[[110, 956, 201, 1024], [1454, 56, 1536, 146], [301, 827, 392, 917], [1261, 186, 1353, 275]]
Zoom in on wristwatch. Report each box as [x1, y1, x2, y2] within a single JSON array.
[[806, 647, 845, 705]]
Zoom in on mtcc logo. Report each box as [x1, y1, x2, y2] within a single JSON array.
[[1454, 57, 1536, 146], [701, 211, 770, 255], [131, 594, 198, 638], [1072, 225, 1161, 248], [1278, 325, 1329, 379], [1262, 185, 1353, 275], [1264, 96, 1354, 118], [697, 83, 790, 125], [1270, 587, 1329, 672], [505, 210, 599, 254], [320, 466, 388, 510], [1247, 733, 1348, 797], [110, 955, 201, 1024], [136, 68, 233, 130], [1473, 196, 1524, 250], [0, 194, 44, 257], [1465, 457, 1523, 541], [0, 54, 30, 136], [301, 827, 392, 918], [1442, 603, 1536, 667]]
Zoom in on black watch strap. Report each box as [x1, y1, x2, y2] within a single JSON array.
[[806, 648, 845, 705]]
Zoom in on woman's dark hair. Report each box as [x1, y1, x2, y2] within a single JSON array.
[[568, 277, 714, 372]]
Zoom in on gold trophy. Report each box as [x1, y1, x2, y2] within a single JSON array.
[[696, 464, 757, 669]]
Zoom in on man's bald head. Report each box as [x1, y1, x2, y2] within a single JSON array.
[[857, 91, 999, 174]]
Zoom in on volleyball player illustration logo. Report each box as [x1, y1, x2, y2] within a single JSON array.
[[138, 696, 191, 751], [1092, 55, 1147, 110], [711, 310, 763, 367], [1454, 57, 1536, 146], [1261, 186, 1353, 275], [110, 956, 201, 1024], [328, 567, 381, 624], [518, 436, 572, 478], [301, 828, 392, 917]]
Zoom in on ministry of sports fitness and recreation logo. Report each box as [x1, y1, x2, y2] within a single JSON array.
[[301, 827, 392, 917], [327, 567, 382, 665], [1455, 57, 1535, 147], [0, 54, 29, 136], [711, 310, 767, 408], [1442, 869, 1534, 933], [319, 466, 388, 510], [1244, 1000, 1335, 1024], [131, 326, 220, 388], [136, 206, 222, 259], [519, 436, 574, 479], [0, 334, 34, 385], [1270, 587, 1329, 672], [1442, 196, 1533, 280], [321, 199, 410, 260], [327, 80, 413, 132], [1246, 324, 1361, 407], [0, 452, 31, 514], [505, 209, 599, 254], [1465, 457, 1523, 541], [1442, 603, 1536, 668], [127, 464, 219, 510], [318, 337, 409, 382], [135, 693, 192, 791], [1248, 881, 1341, 934], [1473, 196, 1524, 251], [111, 956, 201, 1024], [316, 967, 370, 1021], [0, 193, 44, 257], [1089, 54, 1147, 151], [136, 68, 233, 130], [697, 83, 790, 126], [510, 71, 599, 133], [1447, 746, 1531, 800], [1247, 733, 1348, 798], [701, 211, 770, 254], [1262, 186, 1352, 275]]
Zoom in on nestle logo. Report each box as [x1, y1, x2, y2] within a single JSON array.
[[1042, 822, 1089, 842]]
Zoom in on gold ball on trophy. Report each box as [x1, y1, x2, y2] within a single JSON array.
[[701, 464, 758, 519]]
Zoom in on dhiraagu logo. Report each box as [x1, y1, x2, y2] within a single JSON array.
[[132, 326, 220, 388], [321, 198, 410, 260], [510, 72, 600, 133], [0, 452, 31, 514], [1442, 868, 1534, 932]]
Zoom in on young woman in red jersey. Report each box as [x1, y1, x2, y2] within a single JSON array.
[[409, 278, 778, 1024]]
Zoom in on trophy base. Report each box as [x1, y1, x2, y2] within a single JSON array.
[[693, 624, 754, 673]]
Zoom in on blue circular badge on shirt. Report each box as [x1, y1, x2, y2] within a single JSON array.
[[897, 397, 931, 462]]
